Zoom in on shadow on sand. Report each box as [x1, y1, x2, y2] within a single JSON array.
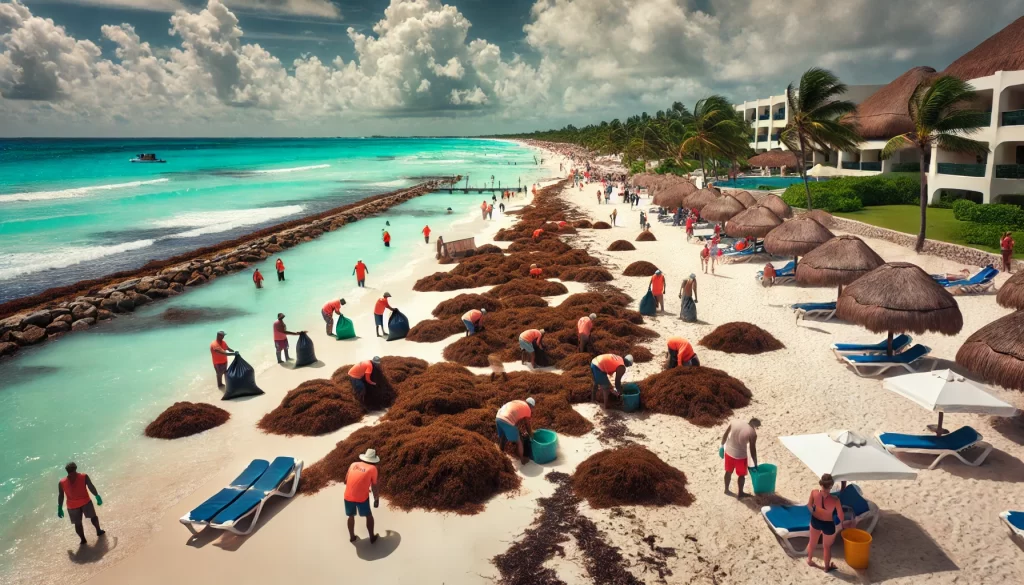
[[67, 535, 118, 564], [354, 530, 402, 561], [185, 493, 298, 551]]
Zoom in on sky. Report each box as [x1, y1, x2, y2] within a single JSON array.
[[0, 0, 1022, 137]]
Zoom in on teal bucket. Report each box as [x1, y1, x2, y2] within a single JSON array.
[[531, 429, 558, 464], [749, 463, 778, 494], [621, 383, 641, 412]]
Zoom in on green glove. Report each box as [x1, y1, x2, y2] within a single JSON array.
[[95, 494, 103, 506], [57, 505, 64, 519]]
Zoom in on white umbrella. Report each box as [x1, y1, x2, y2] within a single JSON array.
[[780, 430, 917, 483], [807, 164, 843, 179], [883, 369, 1018, 435]]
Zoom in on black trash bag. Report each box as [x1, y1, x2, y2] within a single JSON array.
[[294, 332, 317, 367], [386, 309, 410, 341], [534, 342, 553, 367], [638, 288, 657, 316], [222, 354, 264, 400]]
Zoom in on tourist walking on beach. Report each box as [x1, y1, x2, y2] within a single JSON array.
[[685, 215, 695, 240], [639, 211, 646, 229], [275, 258, 285, 281], [210, 331, 237, 388], [650, 270, 666, 312], [345, 449, 380, 543], [1001, 231, 1015, 272], [720, 418, 760, 499], [422, 225, 431, 243], [57, 462, 105, 545], [762, 263, 776, 288], [807, 474, 845, 573], [577, 313, 596, 352], [382, 229, 391, 248], [348, 357, 380, 406], [374, 293, 394, 337], [700, 244, 710, 274], [610, 208, 617, 226], [529, 264, 543, 279], [679, 273, 698, 322], [252, 269, 264, 289], [590, 353, 633, 409], [463, 308, 486, 336], [496, 397, 535, 465], [353, 260, 368, 287], [322, 298, 347, 336], [519, 328, 545, 367], [499, 202, 505, 213], [273, 313, 301, 363], [666, 336, 699, 368], [481, 200, 488, 219], [596, 189, 601, 204], [487, 203, 494, 219]]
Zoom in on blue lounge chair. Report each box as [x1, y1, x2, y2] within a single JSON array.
[[179, 459, 270, 535], [876, 426, 992, 469], [831, 334, 913, 358], [792, 301, 836, 322], [937, 265, 999, 295], [207, 456, 303, 535], [1000, 511, 1024, 541], [840, 344, 931, 377], [757, 260, 796, 284], [761, 484, 879, 556]]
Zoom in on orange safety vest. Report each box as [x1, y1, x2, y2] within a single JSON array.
[[60, 474, 92, 509]]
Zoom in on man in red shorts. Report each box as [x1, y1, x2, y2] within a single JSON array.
[[720, 418, 760, 499]]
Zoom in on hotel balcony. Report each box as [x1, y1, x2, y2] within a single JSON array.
[[758, 114, 769, 121], [937, 162, 987, 177], [1002, 109, 1024, 126], [773, 112, 785, 120], [995, 164, 1024, 178]]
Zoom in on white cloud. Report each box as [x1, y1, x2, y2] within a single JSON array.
[[221, 0, 340, 19], [24, 0, 186, 12]]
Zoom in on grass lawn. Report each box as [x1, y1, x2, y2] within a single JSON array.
[[834, 205, 1021, 258]]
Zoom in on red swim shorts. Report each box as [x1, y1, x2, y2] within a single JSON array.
[[724, 453, 748, 476]]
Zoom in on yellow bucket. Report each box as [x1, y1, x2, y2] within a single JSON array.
[[842, 528, 872, 569]]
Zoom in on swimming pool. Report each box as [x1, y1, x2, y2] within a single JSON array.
[[715, 176, 823, 190]]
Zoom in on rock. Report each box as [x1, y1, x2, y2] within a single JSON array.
[[265, 244, 283, 253], [100, 298, 119, 312], [96, 288, 116, 298], [240, 254, 262, 262], [212, 265, 226, 275], [53, 314, 73, 324], [109, 291, 126, 302], [0, 342, 18, 357], [97, 310, 115, 321], [170, 282, 185, 293], [21, 311, 52, 327], [269, 235, 279, 244], [131, 293, 152, 306], [173, 271, 190, 284], [152, 280, 169, 289], [147, 288, 171, 299], [115, 279, 140, 291], [71, 318, 95, 331], [71, 303, 98, 320], [135, 281, 152, 293], [116, 298, 136, 312], [50, 307, 71, 318], [46, 321, 71, 335], [0, 316, 24, 338], [185, 275, 208, 287], [11, 325, 47, 345]]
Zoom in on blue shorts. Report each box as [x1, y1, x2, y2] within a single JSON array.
[[590, 364, 611, 386], [496, 419, 520, 442], [463, 319, 476, 334], [519, 339, 535, 353], [374, 314, 384, 326], [344, 499, 371, 517], [349, 377, 367, 396]]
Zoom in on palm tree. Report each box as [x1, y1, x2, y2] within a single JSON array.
[[678, 95, 747, 183], [881, 75, 989, 251], [781, 68, 861, 209]]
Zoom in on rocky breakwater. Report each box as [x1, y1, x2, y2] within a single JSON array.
[[0, 181, 442, 359]]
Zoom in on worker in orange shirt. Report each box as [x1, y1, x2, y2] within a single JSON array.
[[577, 313, 596, 352], [210, 330, 237, 388], [321, 298, 347, 335], [422, 225, 431, 243], [275, 258, 285, 281], [495, 397, 536, 464], [591, 353, 633, 409], [650, 269, 666, 312], [481, 200, 488, 219], [382, 229, 391, 248], [57, 462, 105, 545], [518, 328, 545, 367], [666, 336, 700, 369], [529, 264, 543, 279], [532, 228, 544, 239], [487, 203, 494, 219], [373, 293, 394, 337], [344, 449, 381, 543], [353, 259, 368, 287], [252, 268, 264, 289], [348, 356, 381, 405], [462, 308, 487, 336]]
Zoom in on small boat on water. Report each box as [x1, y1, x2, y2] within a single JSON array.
[[130, 153, 166, 163]]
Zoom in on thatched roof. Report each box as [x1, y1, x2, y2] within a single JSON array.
[[800, 209, 834, 228], [651, 180, 697, 207], [728, 190, 757, 208], [725, 206, 783, 238], [701, 195, 745, 222], [836, 262, 964, 335], [848, 66, 937, 140], [631, 173, 656, 187], [763, 217, 836, 257], [997, 271, 1024, 310], [748, 150, 799, 168], [956, 310, 1024, 391], [944, 16, 1024, 81], [655, 178, 697, 194], [683, 188, 718, 211], [758, 194, 794, 219], [796, 235, 884, 287]]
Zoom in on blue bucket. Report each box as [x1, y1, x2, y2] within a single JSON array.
[[531, 429, 558, 464], [621, 383, 641, 412]]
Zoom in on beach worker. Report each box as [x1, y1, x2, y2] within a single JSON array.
[[596, 189, 601, 204], [666, 336, 699, 368], [57, 462, 105, 545], [700, 244, 710, 274], [720, 417, 761, 499], [519, 328, 545, 367], [762, 263, 776, 287], [1001, 231, 1015, 273], [488, 352, 507, 382], [422, 225, 431, 243], [374, 293, 394, 337], [275, 258, 285, 281], [348, 356, 381, 405], [382, 229, 391, 248], [529, 264, 543, 279], [253, 268, 264, 289], [650, 269, 666, 312], [481, 200, 488, 219], [639, 210, 646, 229], [532, 228, 544, 240], [590, 353, 633, 409], [321, 298, 347, 336], [487, 203, 494, 220], [353, 260, 368, 287], [344, 449, 381, 544], [807, 473, 845, 573], [577, 313, 596, 352], [496, 397, 536, 465], [462, 308, 487, 336], [273, 313, 302, 363], [685, 215, 695, 239], [210, 331, 237, 389], [499, 202, 505, 213], [679, 274, 698, 322], [610, 208, 617, 226]]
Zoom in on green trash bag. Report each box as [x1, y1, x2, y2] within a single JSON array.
[[335, 316, 356, 340], [638, 288, 657, 316]]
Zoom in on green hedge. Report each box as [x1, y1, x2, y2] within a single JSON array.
[[959, 223, 1013, 248], [781, 175, 918, 211], [952, 200, 1024, 227]]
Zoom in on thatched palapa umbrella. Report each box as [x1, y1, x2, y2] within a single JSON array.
[[682, 188, 718, 211], [996, 271, 1024, 310], [700, 195, 745, 223], [748, 150, 799, 169], [631, 173, 655, 188], [758, 194, 794, 219], [956, 310, 1024, 391], [652, 180, 697, 208], [726, 206, 782, 238], [763, 216, 835, 262], [837, 262, 963, 355], [800, 209, 834, 228], [795, 235, 884, 296], [728, 190, 757, 208]]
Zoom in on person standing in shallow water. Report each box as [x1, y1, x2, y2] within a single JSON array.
[[275, 258, 285, 281], [381, 229, 391, 248], [422, 225, 431, 243], [252, 268, 264, 289], [210, 330, 237, 388], [353, 260, 368, 287], [57, 462, 105, 545]]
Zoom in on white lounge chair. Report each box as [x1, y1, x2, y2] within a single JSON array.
[[761, 484, 879, 556], [831, 334, 912, 358], [876, 426, 992, 469], [207, 456, 303, 535], [840, 344, 931, 377], [792, 302, 836, 323]]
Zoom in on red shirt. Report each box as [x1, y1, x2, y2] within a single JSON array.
[[529, 267, 543, 278], [344, 462, 378, 502], [1002, 235, 1015, 251], [354, 262, 367, 279], [577, 316, 594, 336], [348, 360, 374, 381], [422, 226, 431, 236], [533, 229, 544, 238], [520, 329, 543, 343], [60, 474, 91, 510], [210, 340, 229, 365], [667, 337, 695, 363], [273, 320, 287, 341], [592, 354, 624, 374], [463, 309, 483, 324], [323, 299, 342, 315], [275, 259, 284, 272], [651, 274, 666, 295], [253, 271, 263, 283], [374, 297, 392, 315], [382, 231, 391, 243]]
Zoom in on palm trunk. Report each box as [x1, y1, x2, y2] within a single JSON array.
[[699, 152, 708, 187], [798, 132, 812, 210], [916, 147, 929, 252]]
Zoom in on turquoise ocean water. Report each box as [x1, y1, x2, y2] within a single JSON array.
[[0, 138, 550, 578]]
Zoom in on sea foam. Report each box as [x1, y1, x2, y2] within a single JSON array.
[[0, 179, 170, 203]]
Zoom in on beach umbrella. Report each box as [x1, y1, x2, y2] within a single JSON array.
[[682, 188, 719, 211], [883, 369, 1018, 435], [763, 216, 835, 260], [728, 190, 757, 208], [652, 181, 697, 208], [996, 271, 1024, 310], [725, 206, 782, 238], [837, 262, 963, 355], [700, 195, 745, 223], [758, 194, 793, 219], [795, 235, 883, 296], [807, 164, 843, 178], [799, 209, 834, 228], [956, 310, 1024, 391], [780, 430, 917, 483], [748, 150, 799, 169]]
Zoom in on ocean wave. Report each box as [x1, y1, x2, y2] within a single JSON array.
[[0, 179, 170, 204], [252, 164, 330, 175], [154, 205, 305, 238], [0, 239, 155, 280], [366, 179, 410, 188]]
